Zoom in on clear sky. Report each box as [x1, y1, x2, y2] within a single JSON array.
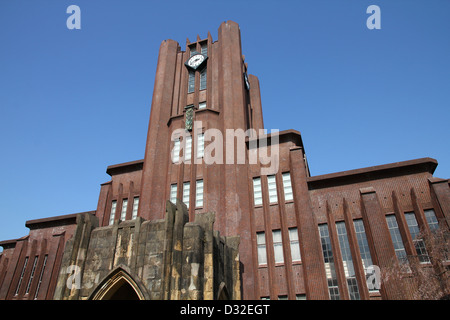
[[0, 0, 449, 243]]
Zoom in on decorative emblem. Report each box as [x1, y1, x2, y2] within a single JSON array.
[[185, 105, 194, 131]]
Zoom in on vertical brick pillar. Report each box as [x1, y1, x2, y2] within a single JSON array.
[[290, 147, 329, 299], [359, 187, 397, 299], [217, 21, 256, 299], [140, 39, 180, 221], [428, 177, 450, 228]]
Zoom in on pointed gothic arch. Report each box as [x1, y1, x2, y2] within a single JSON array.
[[89, 267, 146, 300], [217, 282, 230, 300]]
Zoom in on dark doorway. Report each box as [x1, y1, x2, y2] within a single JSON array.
[[106, 280, 140, 300]]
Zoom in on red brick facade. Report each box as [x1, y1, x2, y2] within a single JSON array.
[[1, 21, 449, 300]]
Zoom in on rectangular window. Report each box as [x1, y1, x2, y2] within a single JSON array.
[[188, 70, 195, 93], [253, 177, 263, 206], [185, 135, 192, 162], [267, 175, 278, 204], [183, 182, 190, 208], [25, 256, 38, 295], [172, 139, 181, 163], [288, 228, 301, 262], [120, 199, 128, 221], [282, 172, 293, 201], [34, 255, 47, 300], [15, 257, 29, 296], [199, 101, 207, 109], [272, 230, 284, 264], [132, 197, 139, 220], [196, 179, 204, 208], [353, 219, 377, 292], [336, 221, 360, 300], [201, 43, 208, 56], [170, 184, 177, 204], [386, 215, 407, 262], [109, 200, 117, 225], [257, 232, 267, 265], [424, 209, 439, 231], [197, 133, 204, 158], [200, 68, 207, 90], [319, 224, 340, 300], [405, 212, 429, 263]]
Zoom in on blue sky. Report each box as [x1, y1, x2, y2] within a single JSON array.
[[0, 0, 449, 243]]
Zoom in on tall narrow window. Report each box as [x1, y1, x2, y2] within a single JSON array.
[[15, 257, 29, 296], [201, 43, 208, 56], [197, 133, 204, 158], [132, 197, 139, 220], [109, 200, 117, 225], [424, 209, 439, 231], [196, 179, 204, 207], [200, 67, 207, 90], [172, 139, 181, 163], [405, 212, 429, 263], [353, 219, 377, 292], [336, 221, 360, 300], [25, 256, 38, 295], [188, 70, 195, 93], [253, 177, 263, 206], [257, 232, 267, 265], [34, 255, 47, 300], [170, 184, 177, 204], [288, 228, 301, 262], [267, 175, 278, 204], [183, 182, 190, 208], [319, 224, 340, 300], [120, 199, 128, 221], [184, 135, 192, 162], [272, 230, 284, 264], [282, 172, 293, 201], [386, 215, 407, 262]]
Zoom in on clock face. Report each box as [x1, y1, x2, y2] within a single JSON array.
[[186, 54, 206, 70]]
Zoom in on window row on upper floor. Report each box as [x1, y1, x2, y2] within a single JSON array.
[[108, 196, 140, 225], [169, 179, 204, 209], [252, 173, 293, 206]]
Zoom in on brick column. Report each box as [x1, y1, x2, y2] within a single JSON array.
[[140, 39, 180, 221], [290, 147, 329, 299], [359, 187, 396, 299], [428, 177, 450, 228]]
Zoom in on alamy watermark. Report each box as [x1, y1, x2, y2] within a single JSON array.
[[66, 5, 81, 30], [366, 265, 381, 291], [367, 5, 381, 30], [171, 121, 280, 175]]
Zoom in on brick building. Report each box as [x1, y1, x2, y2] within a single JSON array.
[[0, 21, 449, 300]]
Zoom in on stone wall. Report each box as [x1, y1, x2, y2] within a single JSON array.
[[53, 200, 240, 300]]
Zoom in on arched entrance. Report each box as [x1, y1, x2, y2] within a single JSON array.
[[217, 282, 230, 300], [90, 268, 145, 300]]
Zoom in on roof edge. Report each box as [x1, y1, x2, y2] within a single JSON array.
[[307, 157, 438, 189], [106, 159, 144, 176], [25, 211, 96, 229]]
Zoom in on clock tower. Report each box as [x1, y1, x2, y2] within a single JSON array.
[[2, 20, 449, 302], [137, 21, 265, 299]]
